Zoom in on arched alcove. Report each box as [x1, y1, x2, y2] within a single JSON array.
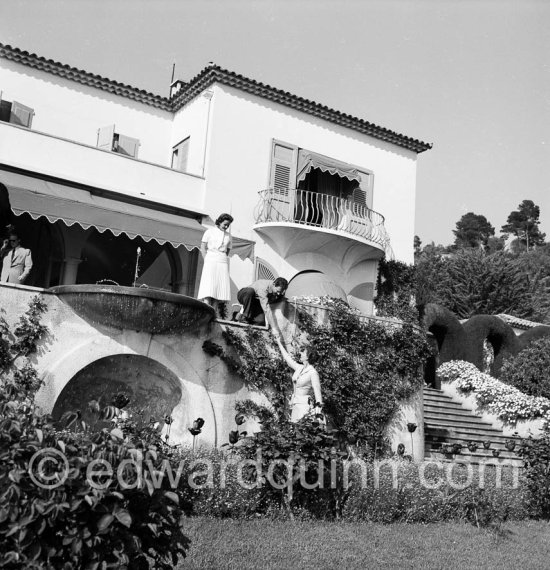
[[287, 270, 347, 300], [52, 354, 183, 426]]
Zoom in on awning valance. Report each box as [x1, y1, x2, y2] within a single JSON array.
[[0, 171, 256, 260], [0, 170, 205, 251], [296, 150, 362, 184]]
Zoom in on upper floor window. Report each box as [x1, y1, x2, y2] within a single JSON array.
[[97, 124, 140, 158], [171, 137, 190, 172], [0, 93, 34, 128]]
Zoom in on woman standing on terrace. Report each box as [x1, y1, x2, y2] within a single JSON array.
[[197, 213, 233, 317], [275, 336, 324, 423]]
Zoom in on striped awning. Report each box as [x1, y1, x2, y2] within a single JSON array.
[[0, 170, 254, 260]]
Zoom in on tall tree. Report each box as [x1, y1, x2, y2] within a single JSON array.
[[453, 212, 495, 248], [414, 235, 422, 257], [501, 199, 546, 250]]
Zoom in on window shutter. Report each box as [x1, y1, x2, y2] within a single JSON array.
[[0, 92, 11, 123], [97, 125, 115, 151], [172, 138, 190, 171], [116, 134, 140, 158], [269, 141, 297, 193], [10, 101, 34, 128]]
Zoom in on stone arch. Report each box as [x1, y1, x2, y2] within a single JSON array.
[[461, 315, 519, 376], [52, 354, 183, 429]]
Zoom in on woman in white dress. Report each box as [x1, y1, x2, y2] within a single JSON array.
[[197, 213, 233, 315], [275, 337, 324, 423]]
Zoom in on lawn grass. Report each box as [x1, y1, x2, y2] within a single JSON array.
[[178, 517, 550, 569]]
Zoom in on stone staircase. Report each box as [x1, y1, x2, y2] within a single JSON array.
[[423, 387, 523, 467]]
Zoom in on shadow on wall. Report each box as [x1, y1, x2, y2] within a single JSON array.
[[420, 302, 550, 380]]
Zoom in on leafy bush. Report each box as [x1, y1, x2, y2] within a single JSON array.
[[231, 401, 348, 520], [375, 259, 418, 321], [517, 431, 550, 518], [299, 302, 429, 449], [416, 248, 550, 323], [499, 337, 550, 399], [342, 459, 530, 525], [0, 297, 190, 569]]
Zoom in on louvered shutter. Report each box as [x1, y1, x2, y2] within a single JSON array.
[[269, 141, 297, 193], [267, 141, 297, 221], [97, 125, 115, 151], [10, 101, 34, 128], [0, 92, 10, 123], [117, 134, 140, 158]]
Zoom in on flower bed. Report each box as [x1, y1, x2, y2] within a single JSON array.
[[438, 360, 550, 428]]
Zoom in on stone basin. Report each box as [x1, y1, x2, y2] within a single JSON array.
[[48, 285, 215, 334]]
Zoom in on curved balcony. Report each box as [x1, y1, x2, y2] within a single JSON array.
[[253, 188, 389, 269]]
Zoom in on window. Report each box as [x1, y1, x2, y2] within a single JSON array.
[[97, 124, 140, 158], [0, 92, 34, 128], [171, 137, 190, 172]]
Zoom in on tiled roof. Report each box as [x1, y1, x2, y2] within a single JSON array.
[[496, 314, 545, 330], [0, 43, 432, 153], [0, 43, 171, 110], [171, 64, 432, 153]]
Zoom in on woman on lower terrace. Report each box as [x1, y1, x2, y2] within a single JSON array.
[[275, 336, 324, 423]]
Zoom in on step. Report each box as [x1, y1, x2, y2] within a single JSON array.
[[423, 452, 524, 468], [424, 400, 472, 411], [424, 428, 521, 447], [424, 421, 504, 436], [424, 407, 485, 419], [424, 415, 497, 429]]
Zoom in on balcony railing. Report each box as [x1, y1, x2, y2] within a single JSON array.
[[254, 188, 389, 248]]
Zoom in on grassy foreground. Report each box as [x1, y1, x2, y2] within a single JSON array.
[[178, 518, 550, 569]]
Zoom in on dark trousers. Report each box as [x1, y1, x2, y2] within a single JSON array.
[[237, 287, 266, 325]]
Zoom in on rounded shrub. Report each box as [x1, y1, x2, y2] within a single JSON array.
[[499, 336, 550, 399]]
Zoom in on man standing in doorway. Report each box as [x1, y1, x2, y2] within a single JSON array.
[[1, 227, 33, 284]]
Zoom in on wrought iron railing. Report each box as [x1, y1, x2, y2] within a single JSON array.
[[254, 188, 390, 248]]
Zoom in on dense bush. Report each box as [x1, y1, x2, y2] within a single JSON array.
[[416, 248, 550, 323], [517, 432, 550, 519], [342, 459, 530, 525], [298, 301, 429, 449], [375, 259, 418, 321], [499, 337, 550, 399], [0, 297, 190, 569]]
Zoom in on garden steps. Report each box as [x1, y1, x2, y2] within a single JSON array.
[[423, 387, 523, 467]]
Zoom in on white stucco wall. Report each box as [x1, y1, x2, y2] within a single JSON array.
[[203, 85, 418, 264], [0, 59, 173, 165]]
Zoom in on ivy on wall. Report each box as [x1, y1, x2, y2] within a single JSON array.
[[203, 300, 429, 452]]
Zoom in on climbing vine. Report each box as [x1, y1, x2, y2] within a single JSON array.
[[203, 300, 429, 453]]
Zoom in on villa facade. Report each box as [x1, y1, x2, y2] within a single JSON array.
[[0, 43, 430, 315]]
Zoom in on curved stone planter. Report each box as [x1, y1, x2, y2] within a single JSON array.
[[48, 284, 215, 334]]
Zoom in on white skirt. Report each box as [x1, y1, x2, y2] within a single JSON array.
[[197, 250, 231, 301]]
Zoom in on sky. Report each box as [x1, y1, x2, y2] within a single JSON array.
[[1, 0, 549, 247]]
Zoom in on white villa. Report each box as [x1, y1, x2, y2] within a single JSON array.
[[0, 44, 430, 450], [0, 43, 431, 315]]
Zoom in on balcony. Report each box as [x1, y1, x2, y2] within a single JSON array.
[[0, 121, 205, 212], [253, 188, 389, 269]]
